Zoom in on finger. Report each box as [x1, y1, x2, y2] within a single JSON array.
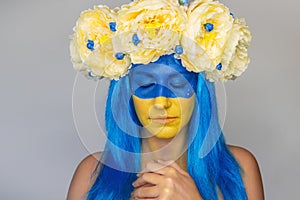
[[132, 181, 154, 188], [157, 160, 188, 175], [132, 185, 159, 198], [133, 173, 163, 187]]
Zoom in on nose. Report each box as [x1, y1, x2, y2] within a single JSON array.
[[153, 96, 171, 109], [155, 84, 174, 98]]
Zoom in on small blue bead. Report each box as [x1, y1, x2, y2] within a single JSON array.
[[87, 40, 95, 51], [216, 63, 222, 70], [230, 12, 235, 18], [115, 52, 125, 60], [88, 71, 97, 78], [175, 45, 184, 55], [178, 0, 189, 5], [109, 22, 117, 32], [230, 13, 234, 19], [204, 23, 214, 32], [132, 33, 140, 46]]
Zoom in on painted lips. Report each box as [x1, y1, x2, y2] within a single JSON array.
[[150, 117, 178, 124]]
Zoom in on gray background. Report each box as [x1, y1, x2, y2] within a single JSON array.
[[0, 0, 299, 199]]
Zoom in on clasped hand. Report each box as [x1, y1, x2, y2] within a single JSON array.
[[130, 160, 203, 200]]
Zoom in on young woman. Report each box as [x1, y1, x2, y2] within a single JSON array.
[[67, 0, 264, 199]]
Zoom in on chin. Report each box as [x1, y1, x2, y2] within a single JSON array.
[[155, 133, 177, 139], [148, 126, 180, 139]]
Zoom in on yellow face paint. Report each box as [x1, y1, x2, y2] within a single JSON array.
[[132, 94, 195, 139]]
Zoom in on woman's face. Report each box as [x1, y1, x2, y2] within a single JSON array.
[[130, 61, 197, 139]]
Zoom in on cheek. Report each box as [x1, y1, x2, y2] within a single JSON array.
[[177, 95, 195, 125], [132, 95, 152, 125]]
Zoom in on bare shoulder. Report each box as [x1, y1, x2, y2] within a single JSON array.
[[66, 152, 102, 200], [228, 145, 258, 168], [228, 145, 264, 200]]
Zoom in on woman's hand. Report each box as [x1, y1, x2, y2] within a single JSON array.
[[131, 160, 203, 200]]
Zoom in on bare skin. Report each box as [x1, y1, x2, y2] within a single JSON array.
[[67, 144, 264, 200], [66, 152, 101, 200]]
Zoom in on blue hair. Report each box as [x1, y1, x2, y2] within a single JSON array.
[[87, 55, 247, 200]]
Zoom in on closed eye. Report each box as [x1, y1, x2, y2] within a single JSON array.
[[169, 80, 187, 88], [139, 83, 156, 88]]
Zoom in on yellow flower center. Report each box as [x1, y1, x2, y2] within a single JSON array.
[[141, 16, 164, 38], [99, 35, 109, 44]]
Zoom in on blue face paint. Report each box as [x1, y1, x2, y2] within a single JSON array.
[[129, 56, 197, 99]]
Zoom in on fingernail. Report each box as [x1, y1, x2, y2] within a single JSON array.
[[157, 159, 165, 164]]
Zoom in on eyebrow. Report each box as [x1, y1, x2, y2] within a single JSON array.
[[131, 71, 154, 78], [131, 68, 193, 78], [169, 71, 194, 78]]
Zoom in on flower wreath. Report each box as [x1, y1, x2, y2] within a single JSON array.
[[70, 0, 251, 82]]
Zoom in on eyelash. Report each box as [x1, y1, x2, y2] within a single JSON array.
[[169, 81, 187, 88], [138, 82, 187, 88], [139, 83, 156, 88]]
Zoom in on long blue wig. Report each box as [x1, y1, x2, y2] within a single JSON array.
[[87, 55, 247, 200]]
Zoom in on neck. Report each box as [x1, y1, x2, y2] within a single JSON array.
[[141, 126, 188, 170]]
